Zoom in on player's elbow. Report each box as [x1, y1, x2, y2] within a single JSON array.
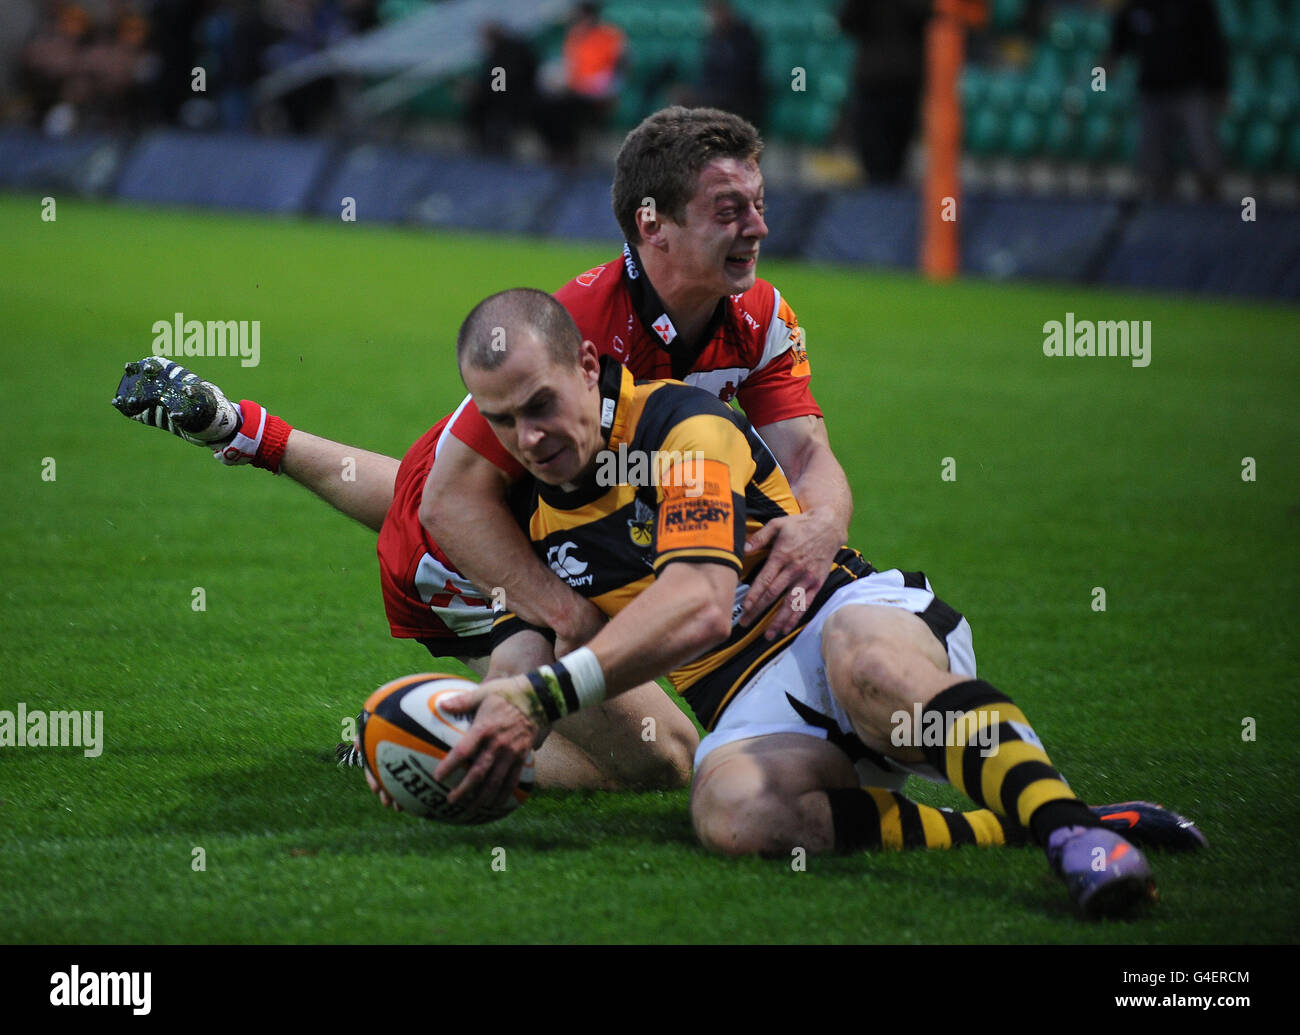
[[417, 491, 452, 540]]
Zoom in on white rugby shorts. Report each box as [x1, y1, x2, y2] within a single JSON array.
[[692, 569, 977, 789]]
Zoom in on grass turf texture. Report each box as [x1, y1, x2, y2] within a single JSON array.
[[1, 195, 1297, 944]]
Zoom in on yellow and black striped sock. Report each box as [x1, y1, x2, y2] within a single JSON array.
[[827, 787, 1029, 852], [918, 678, 1099, 845]]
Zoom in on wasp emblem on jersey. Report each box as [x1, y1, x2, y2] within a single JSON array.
[[628, 496, 654, 548]]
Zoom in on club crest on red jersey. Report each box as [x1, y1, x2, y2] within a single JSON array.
[[652, 314, 677, 344]]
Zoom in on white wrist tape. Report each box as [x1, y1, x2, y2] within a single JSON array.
[[558, 647, 607, 711]]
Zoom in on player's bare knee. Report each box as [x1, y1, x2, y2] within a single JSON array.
[[654, 713, 699, 789], [691, 765, 800, 857], [618, 708, 697, 790]]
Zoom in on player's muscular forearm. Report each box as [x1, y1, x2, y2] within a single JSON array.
[[279, 430, 399, 533], [741, 416, 853, 633], [763, 416, 853, 541], [440, 560, 734, 794], [581, 562, 736, 698], [419, 434, 604, 641]]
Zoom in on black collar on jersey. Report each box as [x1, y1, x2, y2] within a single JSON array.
[[622, 242, 728, 382], [535, 354, 633, 510]]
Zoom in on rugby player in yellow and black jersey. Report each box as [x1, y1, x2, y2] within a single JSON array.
[[489, 341, 873, 734], [429, 288, 1202, 917]]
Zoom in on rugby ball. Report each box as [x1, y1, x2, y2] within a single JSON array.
[[359, 673, 534, 824]]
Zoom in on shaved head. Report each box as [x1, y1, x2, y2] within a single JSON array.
[[456, 288, 582, 375]]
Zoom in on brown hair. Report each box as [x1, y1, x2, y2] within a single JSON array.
[[612, 106, 763, 243]]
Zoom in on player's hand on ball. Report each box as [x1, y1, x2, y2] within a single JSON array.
[[740, 510, 841, 639], [437, 677, 544, 812], [355, 733, 403, 812]]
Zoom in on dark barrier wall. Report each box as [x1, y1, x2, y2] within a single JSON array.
[[116, 131, 334, 214], [1, 129, 1295, 301]]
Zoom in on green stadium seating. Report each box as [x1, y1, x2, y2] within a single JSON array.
[[1239, 118, 1282, 169], [1243, 0, 1287, 54], [1218, 113, 1243, 155], [986, 73, 1024, 112], [1044, 110, 1080, 157], [1007, 109, 1045, 156], [991, 0, 1027, 32], [1217, 0, 1248, 47], [1265, 53, 1300, 116], [1285, 122, 1300, 172], [965, 106, 1005, 155], [1080, 110, 1120, 161]]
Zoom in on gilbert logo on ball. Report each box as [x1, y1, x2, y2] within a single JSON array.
[[359, 673, 534, 824]]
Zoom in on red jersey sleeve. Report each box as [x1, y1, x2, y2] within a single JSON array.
[[445, 396, 526, 479], [734, 292, 821, 427]]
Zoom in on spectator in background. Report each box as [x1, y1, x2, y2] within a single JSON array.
[[539, 1, 626, 164], [81, 0, 153, 128], [463, 21, 539, 157], [1107, 0, 1228, 200], [838, 0, 930, 184], [20, 1, 93, 133], [20, 0, 156, 134], [191, 0, 269, 131], [261, 0, 354, 132], [692, 0, 764, 130], [149, 0, 202, 126]]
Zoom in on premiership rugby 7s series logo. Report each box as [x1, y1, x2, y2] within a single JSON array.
[[656, 459, 735, 555]]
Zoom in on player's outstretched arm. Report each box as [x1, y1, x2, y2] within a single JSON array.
[[419, 433, 606, 644], [437, 561, 735, 807], [112, 357, 399, 532], [741, 415, 853, 638]]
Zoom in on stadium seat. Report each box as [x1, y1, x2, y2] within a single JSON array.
[[965, 105, 1005, 155], [1007, 109, 1045, 157], [1265, 53, 1300, 118], [1218, 114, 1242, 155], [1044, 110, 1080, 157], [1243, 0, 1286, 53], [1217, 0, 1248, 47], [1239, 118, 1282, 170], [1227, 56, 1265, 120], [1025, 80, 1053, 116], [1285, 122, 1300, 172], [1080, 110, 1119, 161], [986, 72, 1024, 112], [961, 65, 991, 109], [990, 0, 1027, 32], [811, 10, 840, 41]]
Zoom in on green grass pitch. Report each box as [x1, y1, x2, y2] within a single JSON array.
[[1, 194, 1297, 944]]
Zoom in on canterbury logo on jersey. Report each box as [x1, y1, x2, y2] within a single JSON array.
[[547, 541, 592, 586]]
